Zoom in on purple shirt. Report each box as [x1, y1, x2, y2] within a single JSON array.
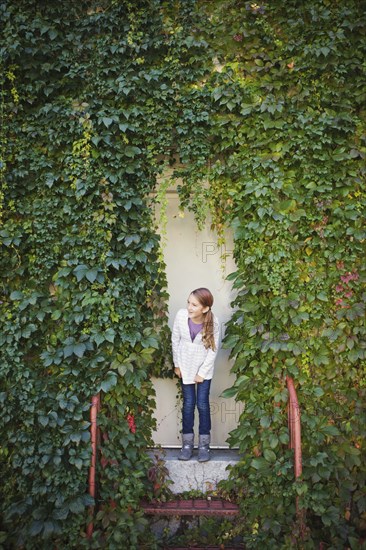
[[188, 318, 203, 342]]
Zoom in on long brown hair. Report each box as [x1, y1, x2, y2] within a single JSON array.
[[191, 288, 216, 351]]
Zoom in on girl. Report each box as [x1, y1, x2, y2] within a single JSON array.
[[172, 288, 220, 462]]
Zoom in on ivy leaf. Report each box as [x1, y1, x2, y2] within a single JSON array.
[[321, 506, 340, 527], [94, 333, 105, 347], [289, 209, 306, 221], [29, 520, 44, 536], [319, 46, 330, 57], [102, 117, 113, 128], [64, 345, 74, 358], [118, 363, 128, 376], [220, 386, 237, 399], [73, 264, 89, 282], [53, 506, 69, 521], [321, 425, 340, 437], [70, 433, 81, 443], [45, 174, 56, 188], [269, 434, 279, 449], [104, 328, 116, 343], [85, 268, 98, 283], [83, 494, 95, 506], [48, 29, 58, 40], [222, 334, 240, 348], [276, 199, 297, 214], [251, 458, 268, 470], [69, 498, 84, 514], [263, 449, 276, 463], [125, 234, 140, 246], [40, 24, 50, 35], [43, 520, 57, 538], [100, 372, 118, 393], [141, 335, 159, 348], [56, 267, 72, 278], [10, 291, 23, 300], [348, 349, 360, 363], [73, 343, 86, 358], [124, 146, 141, 158], [39, 415, 49, 427], [21, 324, 36, 338], [260, 416, 271, 428], [51, 310, 62, 320]]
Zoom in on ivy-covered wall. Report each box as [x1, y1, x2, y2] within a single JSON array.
[[1, 0, 365, 549], [174, 1, 366, 548], [0, 1, 205, 548]]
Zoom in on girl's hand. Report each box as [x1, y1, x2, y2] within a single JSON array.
[[195, 374, 204, 383], [174, 367, 182, 378]]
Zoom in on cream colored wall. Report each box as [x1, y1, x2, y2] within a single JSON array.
[[151, 192, 242, 448]]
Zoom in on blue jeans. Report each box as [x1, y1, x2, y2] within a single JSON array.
[[181, 379, 211, 435]]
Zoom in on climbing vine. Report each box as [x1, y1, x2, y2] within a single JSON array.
[[0, 1, 206, 548], [170, 1, 366, 548], [1, 0, 365, 549]]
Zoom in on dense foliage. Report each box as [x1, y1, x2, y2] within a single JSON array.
[[1, 0, 365, 548], [0, 1, 204, 548], [174, 1, 366, 548]]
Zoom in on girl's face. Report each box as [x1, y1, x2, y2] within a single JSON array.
[[187, 294, 209, 323]]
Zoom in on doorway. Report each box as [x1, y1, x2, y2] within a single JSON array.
[[152, 190, 242, 448]]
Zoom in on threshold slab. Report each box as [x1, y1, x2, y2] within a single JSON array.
[[149, 448, 240, 494]]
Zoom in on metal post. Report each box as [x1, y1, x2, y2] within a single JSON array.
[[86, 393, 100, 539], [286, 375, 305, 534]]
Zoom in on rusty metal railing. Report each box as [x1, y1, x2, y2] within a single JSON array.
[[86, 393, 100, 540], [86, 379, 304, 538], [286, 375, 305, 531]]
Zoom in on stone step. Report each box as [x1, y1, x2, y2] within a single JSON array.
[[143, 449, 240, 541], [149, 448, 240, 494]]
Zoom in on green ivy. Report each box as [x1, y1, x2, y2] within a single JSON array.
[[0, 1, 208, 548], [1, 0, 365, 548], [171, 1, 366, 548]]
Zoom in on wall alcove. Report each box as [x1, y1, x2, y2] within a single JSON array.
[[152, 187, 241, 448]]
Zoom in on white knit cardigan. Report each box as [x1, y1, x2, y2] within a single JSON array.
[[171, 308, 220, 384]]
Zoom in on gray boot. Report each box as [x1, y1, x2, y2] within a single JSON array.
[[198, 434, 211, 462], [178, 433, 194, 460]]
